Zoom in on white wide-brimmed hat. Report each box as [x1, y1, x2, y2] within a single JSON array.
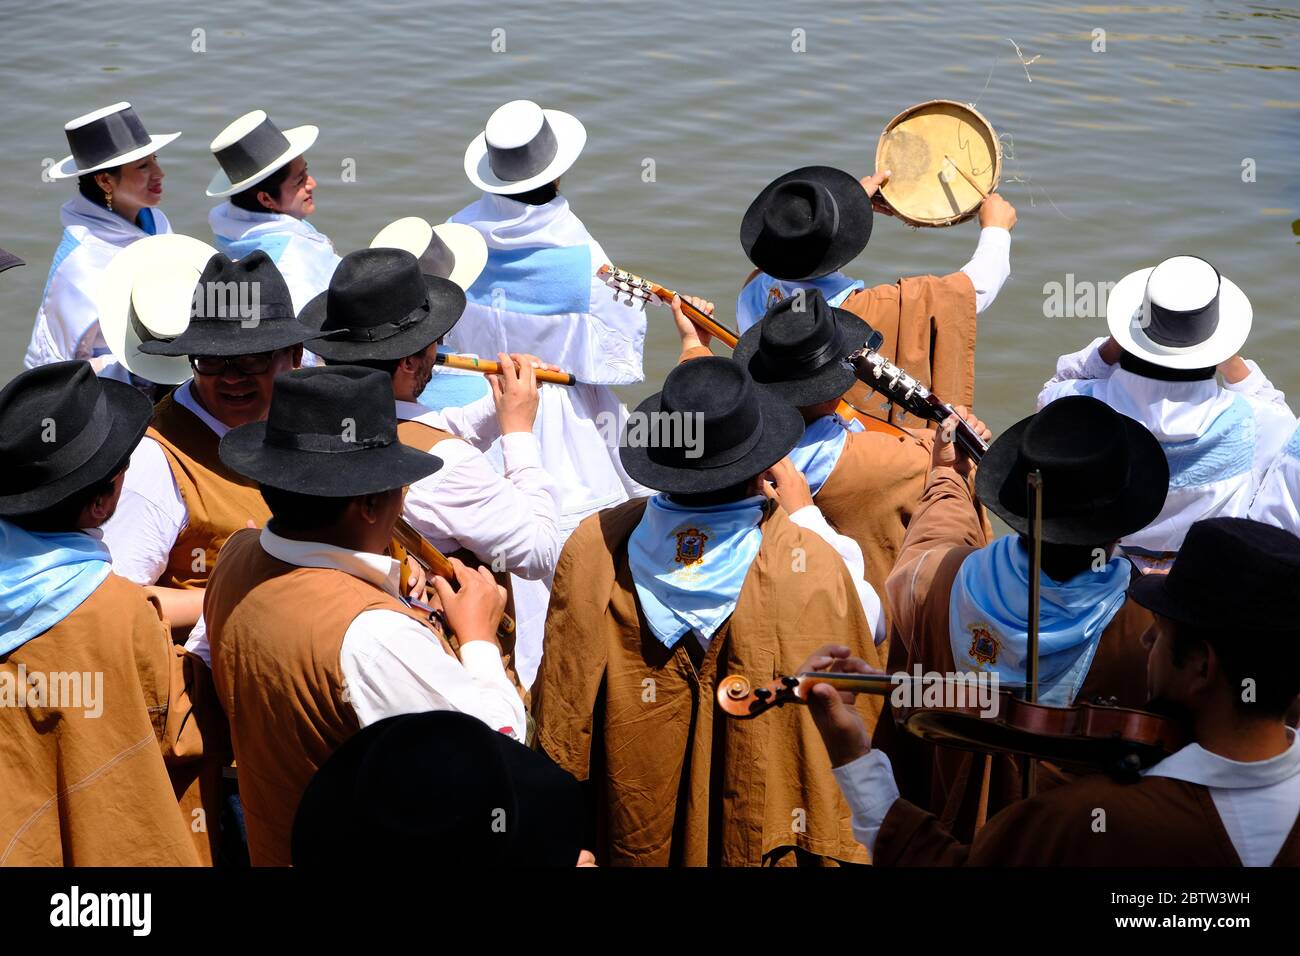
[[207, 110, 318, 198], [370, 217, 488, 291], [1106, 256, 1252, 370], [97, 233, 219, 385], [48, 102, 181, 181], [464, 100, 586, 195]]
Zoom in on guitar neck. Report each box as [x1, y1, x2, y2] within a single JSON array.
[[646, 280, 739, 348]]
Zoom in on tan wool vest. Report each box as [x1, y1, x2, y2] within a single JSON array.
[[147, 394, 271, 589], [204, 528, 453, 866], [0, 574, 200, 866]]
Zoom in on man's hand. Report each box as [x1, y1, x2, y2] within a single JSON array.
[[1098, 336, 1123, 366], [1218, 354, 1250, 384], [431, 557, 506, 647], [978, 193, 1017, 231], [404, 555, 428, 602], [860, 170, 895, 217], [797, 644, 876, 767], [671, 294, 716, 352], [758, 456, 814, 514], [489, 351, 542, 434], [932, 405, 992, 478]]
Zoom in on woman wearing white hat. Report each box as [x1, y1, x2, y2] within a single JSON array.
[[25, 103, 181, 371], [206, 110, 340, 316], [1038, 255, 1296, 568]]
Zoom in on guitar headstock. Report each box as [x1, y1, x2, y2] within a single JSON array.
[[597, 264, 656, 310], [716, 674, 804, 719]]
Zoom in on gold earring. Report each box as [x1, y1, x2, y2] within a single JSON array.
[[105, 189, 113, 212]]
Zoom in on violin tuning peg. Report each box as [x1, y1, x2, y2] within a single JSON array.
[[780, 676, 799, 688], [754, 687, 772, 700]]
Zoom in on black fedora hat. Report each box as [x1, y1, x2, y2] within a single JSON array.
[[299, 248, 467, 363], [1130, 518, 1300, 631], [138, 251, 324, 358], [0, 246, 25, 274], [0, 361, 152, 516], [621, 356, 805, 495], [733, 289, 874, 407], [219, 365, 442, 497], [974, 395, 1169, 546], [741, 166, 873, 282], [291, 711, 583, 867]]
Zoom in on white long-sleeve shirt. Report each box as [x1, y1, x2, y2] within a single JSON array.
[[256, 525, 525, 741], [788, 505, 886, 645], [833, 730, 1300, 866]]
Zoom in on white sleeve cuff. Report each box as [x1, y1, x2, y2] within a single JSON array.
[[831, 749, 901, 857], [1223, 359, 1267, 394], [457, 639, 511, 681], [499, 430, 543, 471]]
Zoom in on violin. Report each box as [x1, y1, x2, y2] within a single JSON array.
[[716, 671, 1186, 777], [389, 517, 515, 640]]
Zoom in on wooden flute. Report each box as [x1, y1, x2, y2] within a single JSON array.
[[435, 352, 577, 386]]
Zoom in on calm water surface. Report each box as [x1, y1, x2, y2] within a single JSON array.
[[1, 1, 1297, 433]]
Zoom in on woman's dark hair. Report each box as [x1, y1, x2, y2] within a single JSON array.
[[508, 180, 559, 206], [7, 458, 129, 533], [1119, 349, 1216, 382], [77, 167, 122, 209], [1171, 618, 1300, 717], [259, 483, 354, 532], [230, 163, 293, 213], [324, 355, 402, 377]]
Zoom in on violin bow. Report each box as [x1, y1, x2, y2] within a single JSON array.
[[1023, 469, 1044, 798]]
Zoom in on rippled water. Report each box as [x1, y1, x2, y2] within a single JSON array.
[[2, 0, 1296, 433]]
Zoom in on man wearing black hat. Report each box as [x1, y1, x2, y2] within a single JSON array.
[[1039, 256, 1295, 572], [293, 711, 589, 867], [535, 356, 885, 866], [203, 365, 527, 866], [808, 517, 1300, 866], [738, 167, 1015, 424], [0, 362, 218, 866], [733, 289, 933, 623], [101, 251, 322, 642], [874, 395, 1169, 840], [303, 248, 563, 689]]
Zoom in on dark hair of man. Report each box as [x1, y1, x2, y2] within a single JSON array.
[[259, 483, 355, 533], [229, 163, 293, 213], [510, 180, 559, 206], [1171, 618, 1300, 717], [1017, 538, 1110, 583], [1119, 350, 1216, 382], [77, 168, 122, 208], [669, 480, 754, 508], [6, 459, 129, 533]]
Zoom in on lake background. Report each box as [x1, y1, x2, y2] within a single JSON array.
[[1, 0, 1296, 435]]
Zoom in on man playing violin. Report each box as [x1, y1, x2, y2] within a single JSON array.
[[877, 396, 1168, 840], [804, 516, 1300, 866]]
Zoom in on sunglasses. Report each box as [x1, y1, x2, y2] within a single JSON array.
[[189, 352, 277, 376]]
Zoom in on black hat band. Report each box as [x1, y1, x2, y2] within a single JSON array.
[[215, 116, 292, 186], [328, 303, 430, 344], [264, 424, 394, 454], [756, 324, 845, 381], [69, 108, 152, 171], [487, 117, 558, 182], [1138, 259, 1221, 349]]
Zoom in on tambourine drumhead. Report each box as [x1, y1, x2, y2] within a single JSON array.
[[875, 100, 1001, 228]]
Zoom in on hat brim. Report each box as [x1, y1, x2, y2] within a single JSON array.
[[1106, 266, 1253, 370], [1126, 571, 1192, 625], [97, 234, 219, 385], [0, 247, 25, 273], [205, 125, 319, 198], [619, 381, 806, 495], [219, 424, 442, 498], [48, 131, 182, 181], [733, 309, 873, 407], [464, 110, 586, 195], [0, 377, 153, 516], [740, 166, 873, 282], [138, 317, 325, 357], [298, 275, 464, 363], [974, 410, 1170, 545], [369, 219, 489, 292]]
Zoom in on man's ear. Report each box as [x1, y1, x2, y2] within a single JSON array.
[[257, 189, 279, 213]]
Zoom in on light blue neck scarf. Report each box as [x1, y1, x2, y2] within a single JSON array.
[[736, 271, 866, 333], [788, 414, 865, 496], [627, 494, 767, 649], [0, 520, 112, 656], [949, 535, 1130, 705]]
